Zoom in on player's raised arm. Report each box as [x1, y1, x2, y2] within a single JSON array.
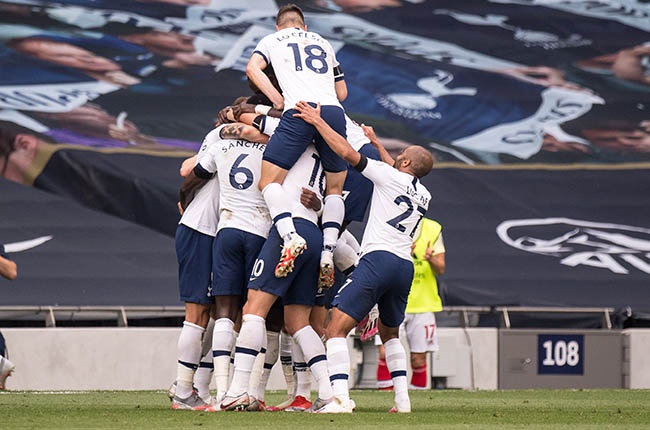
[[246, 53, 284, 111], [220, 122, 269, 144], [293, 101, 360, 166], [361, 124, 395, 165]]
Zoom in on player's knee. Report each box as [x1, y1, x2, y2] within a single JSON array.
[[325, 171, 346, 195]]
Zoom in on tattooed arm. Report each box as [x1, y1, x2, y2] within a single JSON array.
[[219, 122, 269, 143]]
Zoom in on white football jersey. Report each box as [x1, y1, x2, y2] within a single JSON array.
[[253, 27, 342, 110], [359, 159, 431, 261], [196, 126, 271, 238], [282, 144, 325, 226], [345, 115, 369, 151], [179, 167, 221, 237]]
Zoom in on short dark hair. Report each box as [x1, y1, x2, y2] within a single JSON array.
[[0, 120, 53, 174], [276, 3, 305, 27], [0, 120, 53, 158]]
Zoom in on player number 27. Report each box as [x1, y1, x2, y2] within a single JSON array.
[[386, 195, 426, 238], [287, 43, 328, 74]]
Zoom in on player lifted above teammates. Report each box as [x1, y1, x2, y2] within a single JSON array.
[[246, 3, 348, 287]]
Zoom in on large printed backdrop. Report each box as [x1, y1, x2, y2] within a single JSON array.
[[1, 1, 649, 320]]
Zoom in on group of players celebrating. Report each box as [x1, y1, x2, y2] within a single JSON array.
[[171, 3, 434, 414]]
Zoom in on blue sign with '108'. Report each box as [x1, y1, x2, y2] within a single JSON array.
[[538, 334, 584, 375]]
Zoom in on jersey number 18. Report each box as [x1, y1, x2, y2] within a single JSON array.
[[287, 43, 328, 74]]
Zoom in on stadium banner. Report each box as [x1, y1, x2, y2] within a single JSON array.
[[0, 178, 180, 307], [0, 1, 649, 319], [423, 165, 650, 314]]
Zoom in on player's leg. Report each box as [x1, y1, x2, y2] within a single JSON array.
[[318, 307, 359, 413], [219, 226, 288, 411], [0, 336, 13, 391], [249, 318, 281, 411], [194, 316, 215, 403], [267, 328, 297, 411], [375, 338, 394, 390], [285, 304, 334, 409], [314, 105, 348, 288], [218, 288, 277, 411], [247, 299, 282, 411], [212, 313, 235, 402], [172, 224, 214, 411], [259, 114, 315, 277], [378, 321, 410, 413], [309, 305, 329, 339], [318, 180, 346, 288], [174, 302, 211, 410], [0, 332, 14, 391], [211, 228, 253, 403], [405, 312, 438, 390], [211, 295, 241, 403], [375, 255, 415, 413], [284, 337, 313, 412]]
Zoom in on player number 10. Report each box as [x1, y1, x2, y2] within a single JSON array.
[[541, 340, 580, 367]]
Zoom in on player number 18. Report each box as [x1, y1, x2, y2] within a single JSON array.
[[287, 43, 328, 74]]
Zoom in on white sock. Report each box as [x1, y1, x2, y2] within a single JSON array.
[[293, 326, 333, 400], [321, 194, 344, 250], [262, 183, 296, 241], [227, 314, 265, 396], [326, 337, 350, 401], [212, 318, 235, 400], [176, 321, 205, 398], [258, 331, 280, 402], [292, 338, 311, 400], [385, 338, 410, 407], [280, 331, 296, 399], [248, 331, 267, 399], [194, 352, 213, 402], [333, 235, 359, 272]]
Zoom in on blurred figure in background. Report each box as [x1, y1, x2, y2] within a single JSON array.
[[377, 218, 446, 390]]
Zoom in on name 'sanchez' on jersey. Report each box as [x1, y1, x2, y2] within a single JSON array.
[[200, 140, 266, 154]]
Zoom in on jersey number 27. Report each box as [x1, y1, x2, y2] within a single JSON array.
[[387, 195, 426, 238]]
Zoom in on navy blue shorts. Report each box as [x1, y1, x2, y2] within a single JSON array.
[[175, 224, 215, 305], [248, 218, 323, 306], [212, 228, 266, 301], [343, 143, 380, 223], [332, 251, 414, 327], [263, 104, 347, 173]]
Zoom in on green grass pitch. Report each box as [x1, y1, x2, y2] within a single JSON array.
[[2, 389, 650, 429]]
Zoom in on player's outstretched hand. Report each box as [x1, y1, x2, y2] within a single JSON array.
[[361, 124, 379, 145], [293, 101, 321, 125]]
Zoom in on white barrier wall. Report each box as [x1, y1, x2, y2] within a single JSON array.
[[2, 327, 647, 391], [2, 328, 181, 390], [1, 327, 499, 391], [623, 329, 650, 389], [438, 328, 498, 390]]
